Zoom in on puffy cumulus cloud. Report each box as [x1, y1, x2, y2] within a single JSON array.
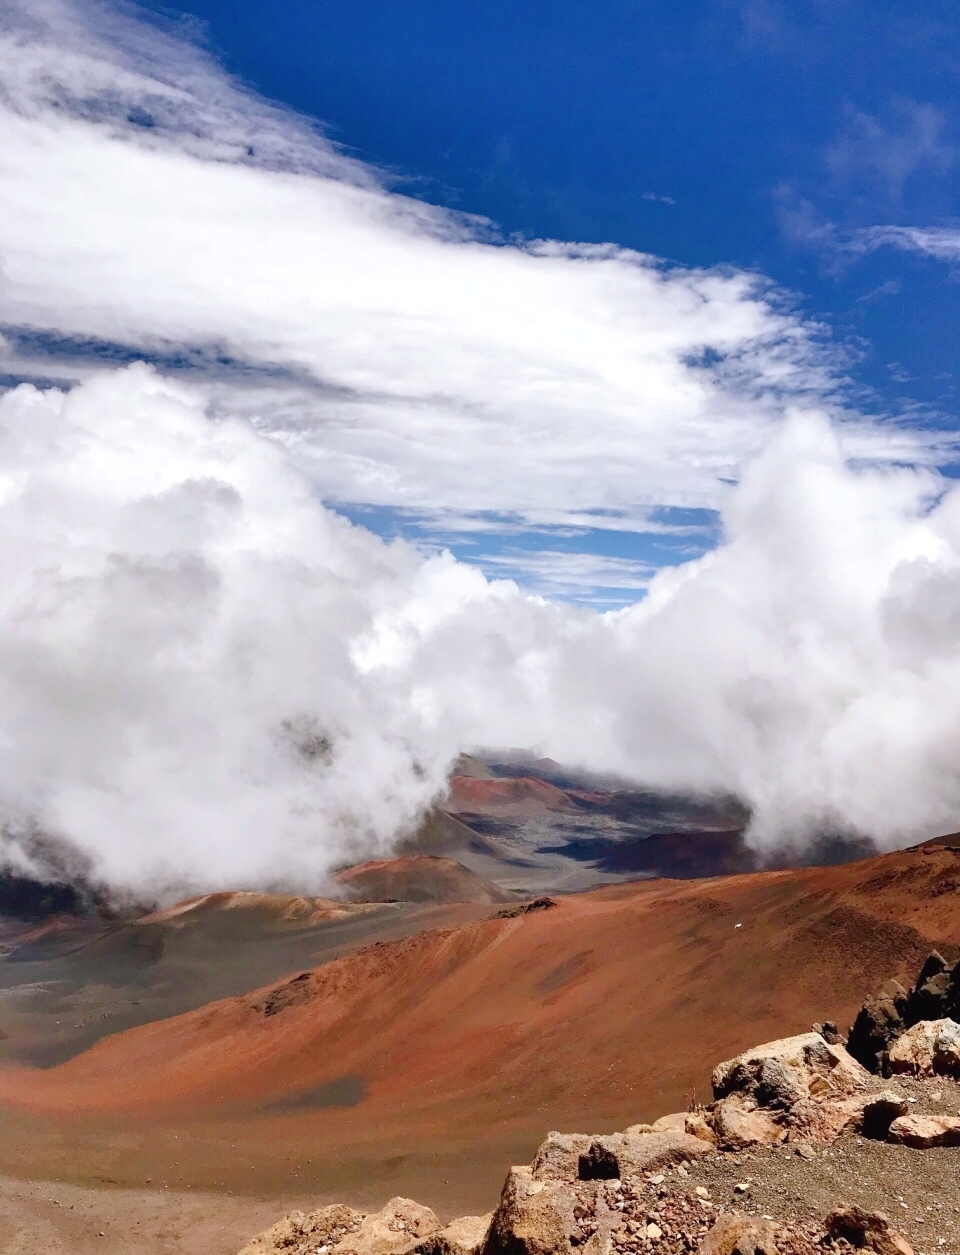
[[0, 366, 518, 893], [5, 367, 960, 895], [0, 0, 939, 550], [4, 1, 960, 892], [369, 410, 960, 853]]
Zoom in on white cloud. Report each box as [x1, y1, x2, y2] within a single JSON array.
[[6, 368, 960, 895], [5, 3, 960, 891], [851, 224, 960, 264], [0, 0, 942, 551], [827, 100, 955, 204]]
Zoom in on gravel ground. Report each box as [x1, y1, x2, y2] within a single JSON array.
[[563, 1074, 960, 1255]]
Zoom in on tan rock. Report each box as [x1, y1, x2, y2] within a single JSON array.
[[710, 1094, 785, 1151], [416, 1215, 492, 1255], [623, 1124, 656, 1135], [650, 1113, 688, 1133], [531, 1132, 593, 1182], [712, 1033, 868, 1104], [825, 1206, 913, 1255], [783, 1089, 906, 1146], [578, 1130, 712, 1179], [481, 1165, 578, 1255], [887, 1018, 960, 1078], [338, 1199, 443, 1255], [697, 1212, 778, 1255], [887, 1113, 960, 1148], [238, 1203, 365, 1255], [683, 1112, 717, 1146]]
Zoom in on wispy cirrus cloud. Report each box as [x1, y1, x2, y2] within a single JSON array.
[[0, 0, 943, 571], [827, 100, 955, 207], [850, 224, 960, 264]]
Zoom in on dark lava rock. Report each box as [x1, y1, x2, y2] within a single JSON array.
[[905, 950, 955, 1024], [847, 979, 909, 1074]]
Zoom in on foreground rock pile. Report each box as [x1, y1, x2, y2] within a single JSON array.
[[240, 953, 960, 1255]]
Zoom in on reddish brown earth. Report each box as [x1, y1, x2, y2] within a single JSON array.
[[334, 855, 514, 905], [445, 774, 576, 817], [1, 839, 959, 1223]]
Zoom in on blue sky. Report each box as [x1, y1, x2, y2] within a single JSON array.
[[127, 0, 959, 600], [3, 0, 960, 606], [9, 0, 960, 863], [140, 0, 958, 407]]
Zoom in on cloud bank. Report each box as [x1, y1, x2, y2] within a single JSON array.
[[5, 367, 960, 894], [3, 1, 960, 892]]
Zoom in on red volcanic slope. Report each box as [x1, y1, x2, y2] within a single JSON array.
[[4, 838, 960, 1151], [334, 855, 513, 905], [445, 774, 576, 816]]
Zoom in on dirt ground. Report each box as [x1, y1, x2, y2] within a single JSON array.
[[0, 1174, 318, 1255], [4, 841, 960, 1252]]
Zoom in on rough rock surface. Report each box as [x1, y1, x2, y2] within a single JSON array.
[[847, 951, 960, 1075], [481, 1165, 577, 1255], [576, 1131, 712, 1180], [710, 1094, 785, 1151], [416, 1214, 493, 1255], [886, 1017, 960, 1078], [711, 1034, 868, 1103], [707, 1033, 874, 1149], [697, 1212, 779, 1255], [339, 1198, 444, 1255], [886, 1112, 960, 1148], [238, 1202, 366, 1255], [238, 1199, 443, 1255], [824, 1206, 914, 1255], [846, 981, 909, 1075]]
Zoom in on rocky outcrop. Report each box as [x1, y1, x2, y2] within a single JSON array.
[[824, 1207, 914, 1255], [846, 950, 960, 1074], [238, 1007, 958, 1255], [481, 1166, 578, 1255], [845, 980, 909, 1074], [238, 1202, 366, 1255], [707, 1032, 876, 1149], [341, 1199, 445, 1255], [418, 1215, 494, 1255], [238, 1199, 445, 1255]]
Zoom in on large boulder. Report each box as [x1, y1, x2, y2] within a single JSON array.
[[576, 1129, 712, 1179], [481, 1166, 578, 1255], [698, 1213, 779, 1255], [712, 1032, 868, 1103], [530, 1133, 592, 1183], [887, 1018, 960, 1077], [846, 980, 909, 1074], [887, 1113, 960, 1148], [709, 1032, 878, 1147], [238, 1203, 366, 1255], [825, 1207, 913, 1255], [338, 1200, 444, 1255]]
